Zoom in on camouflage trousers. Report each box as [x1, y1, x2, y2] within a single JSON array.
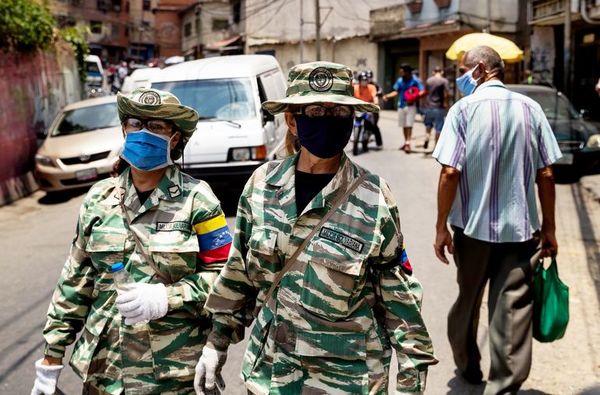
[[82, 377, 195, 395]]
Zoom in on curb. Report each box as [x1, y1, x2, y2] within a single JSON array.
[[580, 175, 600, 202]]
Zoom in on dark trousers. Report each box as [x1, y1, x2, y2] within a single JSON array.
[[449, 227, 540, 395], [364, 118, 383, 146]]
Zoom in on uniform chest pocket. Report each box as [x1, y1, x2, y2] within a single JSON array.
[[300, 236, 366, 322], [149, 230, 199, 280], [246, 227, 280, 284], [86, 232, 127, 272]]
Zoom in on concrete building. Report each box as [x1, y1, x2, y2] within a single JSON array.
[[244, 0, 395, 75], [179, 0, 242, 59], [371, 0, 527, 105], [48, 0, 130, 63], [528, 0, 600, 118]]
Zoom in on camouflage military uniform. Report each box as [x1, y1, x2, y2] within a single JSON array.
[[43, 165, 232, 394], [205, 152, 437, 394]]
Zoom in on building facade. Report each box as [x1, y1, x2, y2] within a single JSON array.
[[179, 0, 241, 59], [49, 0, 130, 63], [243, 0, 395, 75], [371, 0, 527, 106], [528, 0, 600, 118]]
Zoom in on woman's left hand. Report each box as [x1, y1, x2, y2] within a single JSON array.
[[116, 283, 169, 325]]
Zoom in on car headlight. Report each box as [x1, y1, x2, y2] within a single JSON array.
[[587, 134, 600, 148], [229, 145, 267, 162], [35, 155, 55, 167]]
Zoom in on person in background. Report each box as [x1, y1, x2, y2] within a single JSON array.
[[31, 88, 232, 395], [433, 46, 561, 395], [383, 64, 425, 153], [194, 61, 437, 395], [366, 69, 384, 128], [423, 66, 450, 151], [354, 71, 383, 149]]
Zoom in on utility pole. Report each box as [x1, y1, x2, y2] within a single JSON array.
[[315, 0, 321, 61], [564, 0, 571, 96], [300, 0, 304, 63]]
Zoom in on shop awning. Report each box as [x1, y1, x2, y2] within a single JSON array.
[[206, 35, 242, 51]]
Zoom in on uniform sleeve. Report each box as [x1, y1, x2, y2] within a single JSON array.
[[393, 78, 400, 92], [370, 182, 438, 393], [432, 102, 466, 171], [204, 177, 258, 351], [536, 108, 562, 169], [43, 194, 96, 358], [165, 183, 233, 312]]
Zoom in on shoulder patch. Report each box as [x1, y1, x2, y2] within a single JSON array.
[[319, 227, 364, 253]]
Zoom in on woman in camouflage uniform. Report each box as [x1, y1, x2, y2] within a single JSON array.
[[32, 88, 233, 395], [194, 62, 437, 395]]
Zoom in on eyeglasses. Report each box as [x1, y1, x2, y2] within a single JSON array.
[[124, 118, 174, 135], [296, 104, 354, 118]]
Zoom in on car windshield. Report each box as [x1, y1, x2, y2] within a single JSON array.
[[52, 102, 120, 137], [152, 78, 256, 121], [516, 90, 578, 120], [86, 62, 101, 74]]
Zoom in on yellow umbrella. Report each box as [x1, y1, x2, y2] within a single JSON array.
[[446, 32, 524, 63]]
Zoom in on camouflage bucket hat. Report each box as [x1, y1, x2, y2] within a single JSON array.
[[262, 61, 379, 114], [117, 88, 199, 159]]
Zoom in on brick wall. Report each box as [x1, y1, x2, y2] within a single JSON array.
[[0, 43, 81, 205]]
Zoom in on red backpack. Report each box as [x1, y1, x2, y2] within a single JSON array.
[[403, 86, 420, 104]]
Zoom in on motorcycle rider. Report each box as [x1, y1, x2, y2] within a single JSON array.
[[354, 71, 383, 150]]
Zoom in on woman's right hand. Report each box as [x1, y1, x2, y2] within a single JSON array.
[[31, 358, 64, 395], [193, 346, 227, 395]]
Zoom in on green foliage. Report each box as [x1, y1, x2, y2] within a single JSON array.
[[0, 0, 55, 52], [60, 26, 90, 83]]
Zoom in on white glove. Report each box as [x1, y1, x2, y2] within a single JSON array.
[[31, 358, 63, 395], [115, 283, 168, 325], [194, 346, 227, 395]]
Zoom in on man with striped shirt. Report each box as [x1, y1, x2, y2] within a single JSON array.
[[432, 46, 561, 395]]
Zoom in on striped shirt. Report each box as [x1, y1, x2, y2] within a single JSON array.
[[432, 80, 562, 243]]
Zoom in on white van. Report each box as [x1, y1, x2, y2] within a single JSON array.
[[84, 55, 105, 89], [150, 55, 287, 183], [121, 67, 162, 94]]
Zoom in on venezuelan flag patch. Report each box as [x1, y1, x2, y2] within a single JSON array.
[[400, 248, 412, 275], [194, 214, 232, 263]]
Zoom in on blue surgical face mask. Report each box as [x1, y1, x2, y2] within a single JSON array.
[[294, 115, 353, 159], [456, 65, 481, 96], [120, 129, 173, 171]]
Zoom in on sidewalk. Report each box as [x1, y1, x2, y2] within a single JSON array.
[[581, 174, 600, 202]]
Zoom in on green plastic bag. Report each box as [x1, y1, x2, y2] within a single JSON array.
[[533, 257, 569, 342]]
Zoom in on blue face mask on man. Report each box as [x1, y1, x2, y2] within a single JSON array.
[[456, 65, 481, 96], [294, 115, 354, 159], [120, 129, 173, 171]]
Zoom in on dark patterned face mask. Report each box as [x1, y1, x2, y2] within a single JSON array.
[[294, 115, 353, 159]]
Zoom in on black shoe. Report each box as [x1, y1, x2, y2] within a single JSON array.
[[460, 367, 483, 385], [423, 139, 429, 150]]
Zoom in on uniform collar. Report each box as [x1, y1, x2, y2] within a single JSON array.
[[265, 151, 361, 219], [111, 165, 184, 215]]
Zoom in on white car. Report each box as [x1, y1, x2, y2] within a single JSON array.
[[34, 96, 122, 192], [150, 55, 288, 185]]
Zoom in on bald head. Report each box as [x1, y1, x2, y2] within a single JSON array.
[[463, 46, 505, 80]]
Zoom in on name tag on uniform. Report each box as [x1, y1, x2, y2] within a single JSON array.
[[319, 227, 364, 253], [156, 221, 191, 233]]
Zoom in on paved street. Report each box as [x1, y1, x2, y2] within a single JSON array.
[[1, 111, 600, 394]]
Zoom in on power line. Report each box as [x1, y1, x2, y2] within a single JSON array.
[[246, 0, 289, 36]]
